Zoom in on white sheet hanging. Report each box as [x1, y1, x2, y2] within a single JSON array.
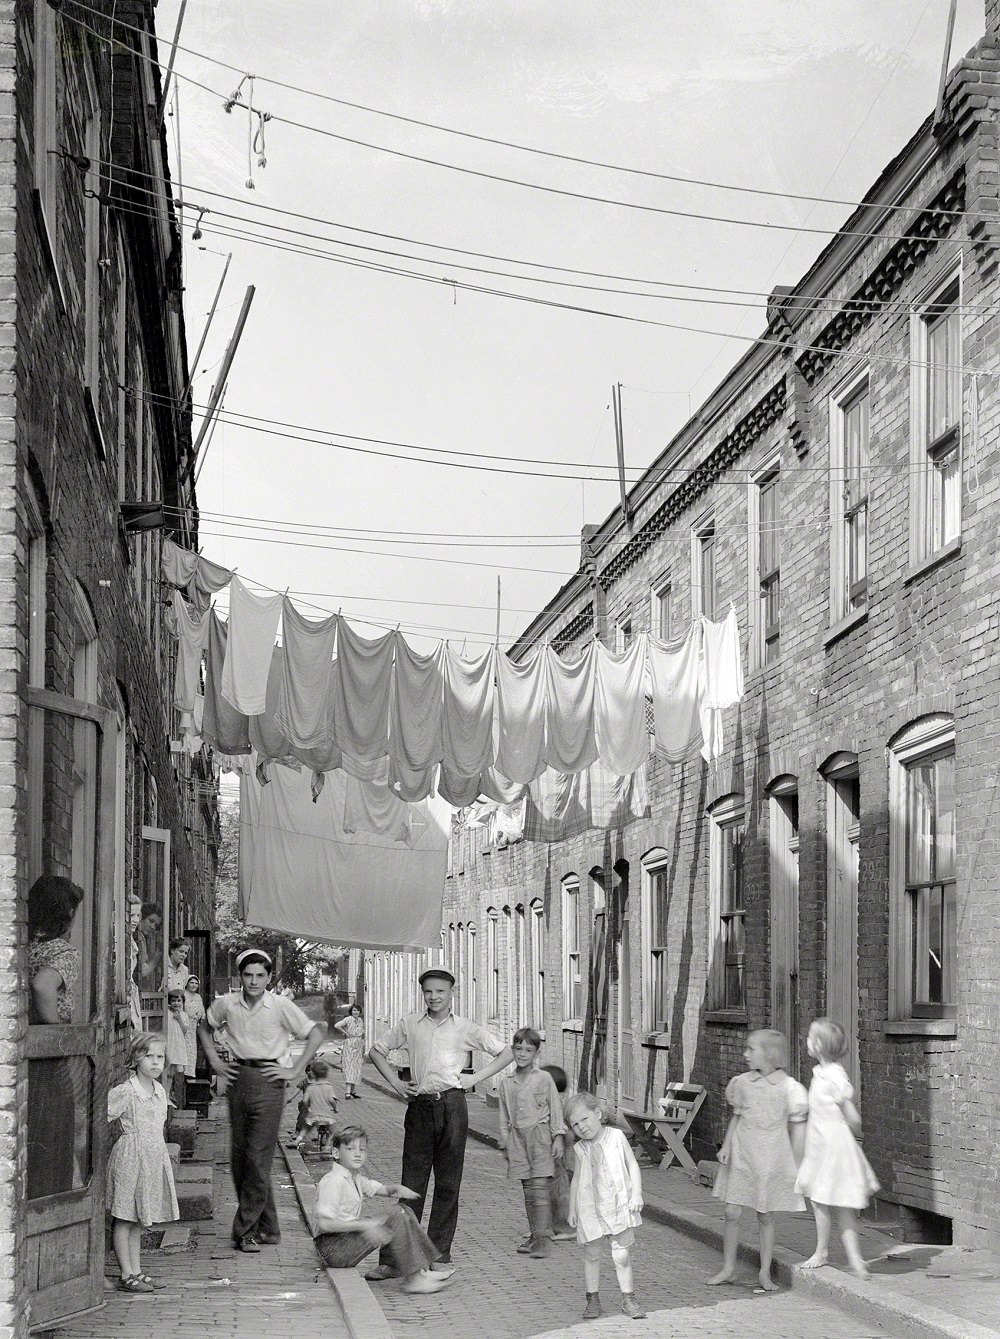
[[523, 760, 649, 843], [648, 623, 703, 764], [239, 761, 447, 951], [275, 599, 337, 749], [202, 609, 251, 755], [594, 636, 649, 776], [544, 642, 598, 774], [330, 619, 393, 762], [495, 645, 547, 784], [166, 589, 209, 715], [221, 578, 282, 716], [389, 634, 444, 785], [439, 644, 495, 806], [700, 608, 744, 760]]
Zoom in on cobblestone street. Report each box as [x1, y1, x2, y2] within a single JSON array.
[[299, 1080, 893, 1339]]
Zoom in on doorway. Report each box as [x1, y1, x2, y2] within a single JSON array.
[[768, 776, 800, 1077], [825, 755, 861, 1090]]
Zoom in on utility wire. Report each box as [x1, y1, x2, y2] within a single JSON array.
[[66, 0, 992, 224]]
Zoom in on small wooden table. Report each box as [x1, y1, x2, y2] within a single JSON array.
[[623, 1083, 706, 1173]]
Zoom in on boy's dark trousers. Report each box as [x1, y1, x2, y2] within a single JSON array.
[[380, 1089, 468, 1265], [318, 1203, 437, 1274], [228, 1064, 286, 1242]]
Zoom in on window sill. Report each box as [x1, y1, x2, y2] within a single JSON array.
[[641, 1032, 670, 1050], [704, 1009, 748, 1026], [883, 1019, 957, 1038], [823, 607, 868, 648], [904, 538, 961, 586], [562, 1019, 583, 1034]]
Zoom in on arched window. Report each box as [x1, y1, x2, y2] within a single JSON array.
[[641, 848, 670, 1034], [468, 924, 477, 1020], [486, 909, 499, 1019], [707, 793, 746, 1015]]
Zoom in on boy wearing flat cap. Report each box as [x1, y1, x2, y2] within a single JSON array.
[[367, 965, 512, 1275], [198, 948, 326, 1251]]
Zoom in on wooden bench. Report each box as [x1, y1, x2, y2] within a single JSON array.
[[623, 1082, 706, 1173]]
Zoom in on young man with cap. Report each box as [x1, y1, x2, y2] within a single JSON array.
[[367, 965, 512, 1276], [198, 948, 326, 1252]]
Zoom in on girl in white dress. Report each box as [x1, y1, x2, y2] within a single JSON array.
[[795, 1018, 879, 1280], [707, 1029, 808, 1291], [566, 1091, 646, 1322], [106, 1032, 180, 1293]]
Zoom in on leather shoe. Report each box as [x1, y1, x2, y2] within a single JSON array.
[[235, 1236, 261, 1253], [255, 1233, 280, 1245], [365, 1264, 400, 1281]]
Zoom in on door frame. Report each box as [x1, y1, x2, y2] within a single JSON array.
[[825, 755, 861, 1091], [25, 687, 116, 1329], [768, 776, 800, 1077]]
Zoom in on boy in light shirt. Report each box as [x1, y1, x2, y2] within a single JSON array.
[[312, 1125, 453, 1294]]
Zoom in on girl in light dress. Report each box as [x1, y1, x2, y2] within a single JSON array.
[[566, 1091, 646, 1322], [707, 1029, 808, 1291], [107, 1032, 180, 1294], [498, 1027, 565, 1258], [795, 1017, 879, 1280], [182, 975, 206, 1080], [164, 989, 190, 1106], [334, 1003, 365, 1099]]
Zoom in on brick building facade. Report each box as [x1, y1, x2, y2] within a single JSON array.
[[0, 3, 220, 1333], [366, 13, 1000, 1253]]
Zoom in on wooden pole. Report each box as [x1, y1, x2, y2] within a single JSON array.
[[934, 0, 959, 125], [495, 576, 501, 645], [183, 252, 232, 405], [613, 382, 630, 526], [158, 0, 188, 121], [185, 284, 255, 485]]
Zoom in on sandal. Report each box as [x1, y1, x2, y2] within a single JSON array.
[[136, 1273, 166, 1290], [117, 1275, 155, 1294]]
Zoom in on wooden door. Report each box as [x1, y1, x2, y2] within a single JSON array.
[[826, 759, 861, 1090], [769, 780, 800, 1077], [26, 689, 115, 1329], [138, 827, 171, 1032], [617, 908, 635, 1107]]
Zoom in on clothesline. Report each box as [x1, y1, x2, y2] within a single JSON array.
[[162, 538, 745, 810]]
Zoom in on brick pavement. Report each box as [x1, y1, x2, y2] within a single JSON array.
[[300, 1079, 897, 1339], [51, 1103, 349, 1339]]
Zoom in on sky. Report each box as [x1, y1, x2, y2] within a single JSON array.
[[151, 0, 986, 654]]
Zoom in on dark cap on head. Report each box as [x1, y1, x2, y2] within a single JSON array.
[[418, 966, 455, 988]]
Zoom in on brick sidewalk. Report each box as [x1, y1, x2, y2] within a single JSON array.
[[51, 1102, 349, 1339], [299, 1075, 901, 1339]]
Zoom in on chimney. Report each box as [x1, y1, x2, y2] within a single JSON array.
[[580, 523, 600, 571], [767, 285, 795, 329]]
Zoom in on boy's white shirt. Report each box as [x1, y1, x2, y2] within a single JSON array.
[[313, 1161, 386, 1232]]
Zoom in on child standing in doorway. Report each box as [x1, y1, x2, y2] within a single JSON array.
[[164, 990, 190, 1106], [565, 1091, 646, 1322], [795, 1018, 879, 1280], [707, 1029, 809, 1291], [499, 1028, 565, 1258], [106, 1032, 179, 1293]]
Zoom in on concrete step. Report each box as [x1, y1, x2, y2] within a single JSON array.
[[166, 1141, 181, 1169], [174, 1162, 213, 1220], [166, 1108, 198, 1157]]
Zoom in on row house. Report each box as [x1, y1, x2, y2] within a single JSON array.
[[367, 11, 1000, 1252], [0, 3, 220, 1333]]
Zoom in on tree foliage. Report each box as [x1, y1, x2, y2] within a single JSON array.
[[213, 802, 344, 992]]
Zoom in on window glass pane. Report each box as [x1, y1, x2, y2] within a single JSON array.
[[700, 532, 716, 619], [935, 753, 955, 880], [906, 760, 934, 885], [27, 1055, 94, 1199]]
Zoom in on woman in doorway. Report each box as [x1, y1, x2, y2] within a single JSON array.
[[335, 1004, 365, 1099], [27, 874, 85, 1198], [182, 975, 206, 1081]]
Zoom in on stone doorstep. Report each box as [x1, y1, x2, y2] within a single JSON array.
[[174, 1163, 214, 1221]]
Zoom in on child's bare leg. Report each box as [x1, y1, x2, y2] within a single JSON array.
[[756, 1212, 777, 1290], [129, 1223, 143, 1278], [707, 1204, 742, 1283], [835, 1207, 869, 1280], [112, 1219, 132, 1279], [583, 1240, 602, 1293], [799, 1200, 831, 1268], [610, 1236, 633, 1293]]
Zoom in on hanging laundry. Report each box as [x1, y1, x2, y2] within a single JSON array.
[[161, 537, 201, 588], [220, 577, 282, 716], [166, 589, 210, 715], [343, 772, 412, 844], [495, 645, 547, 783], [275, 599, 337, 749], [387, 757, 438, 803], [161, 537, 233, 610], [202, 608, 251, 755], [544, 642, 598, 774], [479, 767, 528, 806], [648, 623, 704, 764], [523, 760, 649, 843], [700, 608, 745, 760], [389, 633, 444, 776], [439, 644, 495, 805], [239, 762, 448, 952], [594, 636, 649, 776], [495, 797, 526, 845], [329, 618, 394, 762], [250, 646, 343, 773]]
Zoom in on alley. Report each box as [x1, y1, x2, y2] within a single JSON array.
[[299, 1082, 892, 1339]]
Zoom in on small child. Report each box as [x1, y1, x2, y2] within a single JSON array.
[[707, 1029, 808, 1291], [312, 1124, 451, 1294], [795, 1018, 879, 1280], [164, 990, 190, 1106], [300, 1058, 340, 1154], [499, 1028, 565, 1258], [566, 1091, 646, 1321], [540, 1062, 575, 1241], [286, 1062, 315, 1148], [106, 1032, 180, 1293]]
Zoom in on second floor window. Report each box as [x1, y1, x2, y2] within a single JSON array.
[[831, 375, 870, 620], [694, 522, 716, 620], [914, 277, 961, 558], [758, 471, 780, 662], [651, 575, 672, 641], [562, 876, 582, 1019]]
